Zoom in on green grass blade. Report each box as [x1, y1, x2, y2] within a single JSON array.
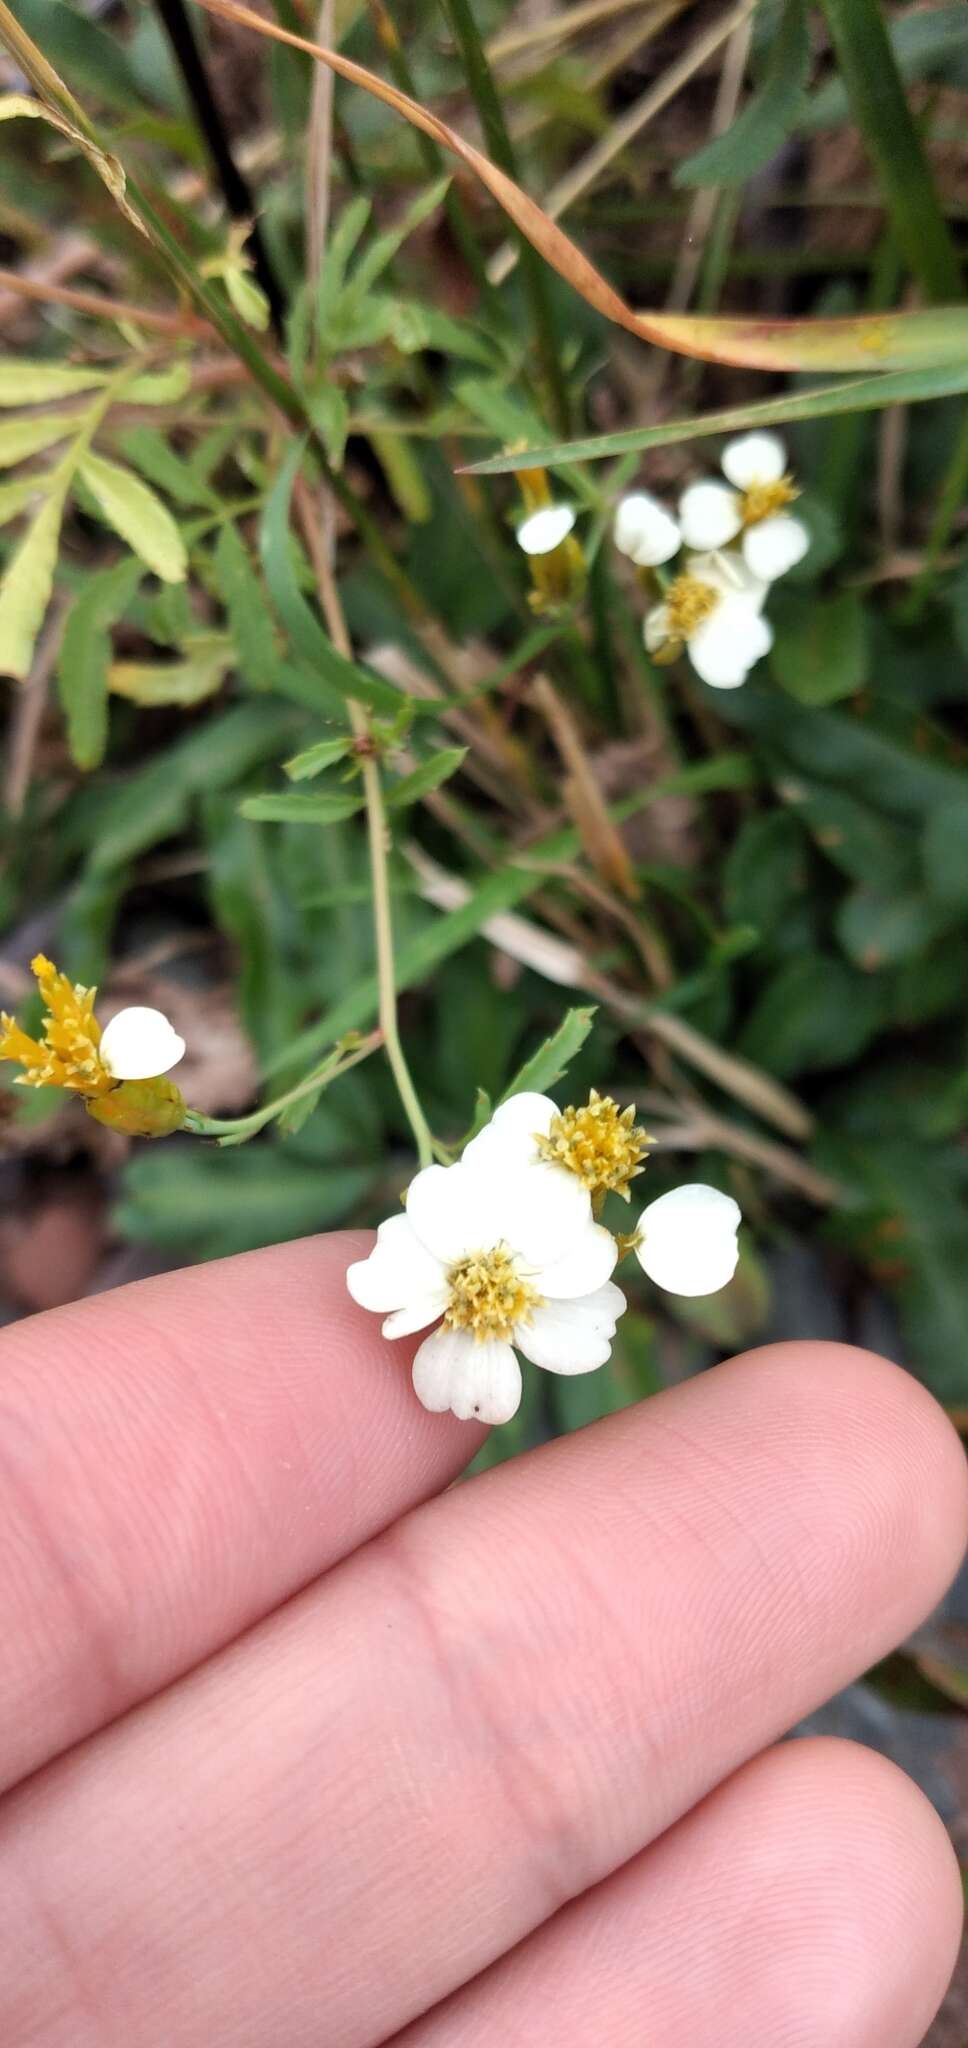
[[676, 0, 809, 189]]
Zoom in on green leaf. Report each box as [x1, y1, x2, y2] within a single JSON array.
[[125, 363, 193, 405], [10, 0, 153, 112], [921, 799, 968, 907], [78, 452, 187, 583], [464, 361, 968, 473], [58, 555, 143, 770], [224, 266, 270, 332], [817, 0, 962, 301], [345, 177, 450, 301], [118, 1147, 376, 1260], [805, 5, 968, 126], [239, 790, 364, 824], [779, 780, 913, 889], [0, 359, 108, 406], [0, 413, 73, 468], [724, 811, 809, 941], [213, 521, 281, 689], [0, 485, 65, 681], [284, 734, 354, 781], [315, 194, 372, 331], [499, 1007, 597, 1103], [836, 886, 954, 969], [109, 634, 234, 707], [769, 589, 869, 705], [385, 747, 467, 807], [738, 952, 885, 1076], [260, 440, 407, 713], [0, 476, 44, 528], [676, 0, 809, 187], [306, 384, 350, 468], [369, 427, 432, 524], [119, 426, 219, 509]]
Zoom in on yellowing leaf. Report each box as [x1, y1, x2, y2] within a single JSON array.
[[109, 634, 234, 706], [0, 93, 146, 237], [0, 485, 65, 681], [224, 267, 270, 332], [0, 475, 43, 528], [78, 452, 187, 583], [0, 359, 107, 407], [0, 413, 75, 465], [126, 362, 193, 405]]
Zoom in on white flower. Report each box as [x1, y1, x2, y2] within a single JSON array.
[[635, 1183, 741, 1296], [99, 1006, 186, 1081], [516, 504, 576, 556], [679, 432, 809, 583], [346, 1152, 624, 1423], [465, 1088, 648, 1203], [613, 491, 680, 567], [645, 550, 772, 689]]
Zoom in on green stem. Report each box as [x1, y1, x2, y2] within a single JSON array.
[[900, 406, 968, 623], [438, 0, 570, 437], [359, 748, 434, 1167], [818, 0, 962, 302], [185, 1029, 382, 1142]]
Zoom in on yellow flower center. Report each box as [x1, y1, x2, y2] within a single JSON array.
[[0, 953, 112, 1097], [444, 1244, 542, 1343], [664, 573, 718, 641], [535, 1089, 650, 1203], [739, 475, 799, 526]]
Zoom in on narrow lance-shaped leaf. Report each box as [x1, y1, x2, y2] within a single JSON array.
[[284, 734, 354, 781], [463, 360, 968, 473], [239, 790, 364, 824], [192, 0, 968, 374], [0, 414, 75, 467], [0, 359, 108, 407], [213, 520, 281, 688], [0, 476, 43, 528], [384, 746, 467, 808], [78, 452, 187, 583], [58, 554, 143, 770], [109, 635, 234, 707], [676, 0, 810, 188]]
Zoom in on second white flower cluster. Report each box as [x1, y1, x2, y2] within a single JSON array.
[[613, 430, 809, 690], [347, 1089, 740, 1424]]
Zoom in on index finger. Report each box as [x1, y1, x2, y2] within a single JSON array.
[[0, 1231, 482, 1790]]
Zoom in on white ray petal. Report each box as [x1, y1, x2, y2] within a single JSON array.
[[406, 1160, 507, 1264], [688, 597, 772, 689], [534, 1222, 617, 1300], [516, 505, 576, 556], [346, 1213, 445, 1315], [462, 1091, 556, 1171], [98, 1006, 185, 1080], [678, 480, 742, 551], [514, 1281, 626, 1374], [721, 431, 786, 489], [412, 1326, 521, 1422], [742, 512, 809, 583], [613, 491, 681, 566], [635, 1183, 741, 1296]]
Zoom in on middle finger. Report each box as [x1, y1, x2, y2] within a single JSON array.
[[1, 1341, 963, 2048]]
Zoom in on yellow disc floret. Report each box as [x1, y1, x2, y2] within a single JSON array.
[[0, 953, 111, 1095], [444, 1244, 543, 1343], [739, 475, 799, 526], [536, 1089, 650, 1203], [664, 573, 718, 640]]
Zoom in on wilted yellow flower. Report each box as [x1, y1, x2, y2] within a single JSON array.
[[0, 955, 187, 1137]]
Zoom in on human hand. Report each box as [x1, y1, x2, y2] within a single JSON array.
[[0, 1232, 964, 2046]]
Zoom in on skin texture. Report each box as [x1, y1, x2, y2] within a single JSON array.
[[0, 1228, 964, 2047]]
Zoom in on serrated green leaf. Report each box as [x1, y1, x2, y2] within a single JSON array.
[[78, 452, 186, 582], [0, 413, 74, 468], [0, 475, 44, 528], [499, 1007, 597, 1103], [58, 555, 143, 770], [676, 0, 809, 187], [0, 484, 65, 681], [284, 734, 354, 781], [239, 790, 364, 824], [769, 589, 869, 705], [385, 747, 467, 808], [0, 360, 107, 406], [109, 634, 234, 707], [213, 521, 281, 689]]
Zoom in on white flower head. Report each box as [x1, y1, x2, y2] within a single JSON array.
[[613, 491, 681, 568], [635, 1183, 741, 1296], [645, 550, 772, 689], [516, 504, 576, 556], [99, 1006, 186, 1081], [679, 432, 808, 584], [347, 1151, 624, 1423], [465, 1088, 649, 1203]]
